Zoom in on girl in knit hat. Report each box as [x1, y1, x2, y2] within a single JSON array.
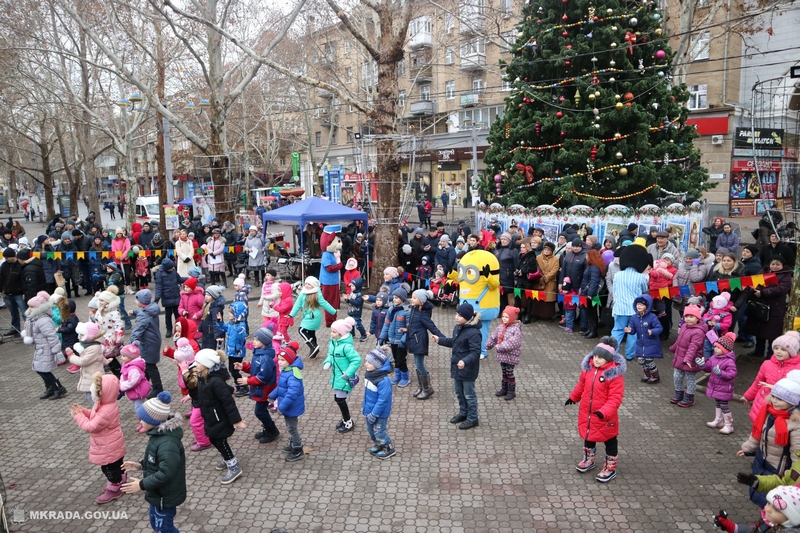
[[362, 347, 395, 459], [700, 291, 734, 361], [714, 485, 800, 532], [234, 326, 281, 445], [26, 290, 68, 400], [178, 278, 204, 330], [119, 342, 151, 432], [743, 331, 800, 423], [323, 317, 363, 434], [71, 373, 127, 504], [288, 276, 336, 359], [565, 336, 626, 483], [667, 305, 708, 408], [268, 341, 306, 461], [379, 288, 410, 387], [695, 332, 739, 434], [66, 322, 106, 404], [738, 377, 800, 508], [485, 306, 522, 401], [405, 289, 444, 400]]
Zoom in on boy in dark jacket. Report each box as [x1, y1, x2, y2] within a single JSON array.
[[347, 277, 368, 342], [368, 292, 389, 341], [235, 326, 280, 445], [363, 348, 395, 459], [624, 294, 663, 384], [122, 391, 186, 533], [154, 258, 186, 337], [433, 302, 483, 430]]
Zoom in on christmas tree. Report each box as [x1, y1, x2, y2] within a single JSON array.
[[482, 0, 711, 207]]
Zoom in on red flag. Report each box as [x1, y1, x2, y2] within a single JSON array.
[[694, 283, 706, 296], [718, 279, 730, 292], [765, 272, 778, 286], [579, 296, 587, 307], [145, 250, 152, 257], [669, 286, 680, 298], [650, 289, 660, 299], [741, 276, 754, 288]]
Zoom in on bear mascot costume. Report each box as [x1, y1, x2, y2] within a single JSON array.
[[319, 224, 344, 327]]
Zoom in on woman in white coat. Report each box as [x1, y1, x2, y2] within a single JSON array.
[[174, 229, 196, 278]]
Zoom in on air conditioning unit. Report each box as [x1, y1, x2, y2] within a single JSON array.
[[711, 135, 724, 145]]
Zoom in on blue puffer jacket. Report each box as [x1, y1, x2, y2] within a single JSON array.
[[362, 357, 392, 419], [405, 301, 443, 356], [245, 345, 277, 402], [129, 302, 162, 364], [379, 303, 408, 346], [369, 306, 387, 337], [217, 301, 248, 359], [155, 259, 186, 307], [580, 264, 603, 297], [269, 356, 305, 417], [434, 245, 457, 275], [627, 294, 664, 358], [347, 278, 364, 318]]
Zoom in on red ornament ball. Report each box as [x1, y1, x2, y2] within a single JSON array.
[[559, 96, 565, 102], [565, 61, 571, 66], [562, 30, 568, 37], [555, 170, 560, 175], [562, 14, 568, 21], [560, 131, 567, 137], [556, 111, 563, 118], [566, 45, 572, 49], [593, 16, 599, 21]]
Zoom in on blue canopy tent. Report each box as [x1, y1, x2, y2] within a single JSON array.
[[261, 197, 369, 284], [178, 197, 193, 206]]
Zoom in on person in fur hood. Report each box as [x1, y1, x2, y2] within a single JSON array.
[[26, 290, 67, 400], [565, 336, 626, 484]]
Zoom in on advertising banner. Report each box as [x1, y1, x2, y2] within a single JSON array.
[[733, 128, 784, 158]]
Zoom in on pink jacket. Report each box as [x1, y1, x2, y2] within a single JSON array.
[[111, 236, 131, 265], [72, 374, 126, 466], [744, 356, 800, 422], [178, 288, 205, 325], [669, 321, 708, 372], [485, 321, 522, 366], [701, 301, 734, 336], [119, 357, 150, 400], [648, 264, 677, 291]]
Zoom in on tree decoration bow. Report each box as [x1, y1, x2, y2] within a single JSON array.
[[624, 31, 637, 54], [516, 163, 535, 183]]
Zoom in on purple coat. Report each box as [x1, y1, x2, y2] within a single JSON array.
[[669, 321, 708, 372], [485, 321, 522, 366], [700, 350, 738, 401]]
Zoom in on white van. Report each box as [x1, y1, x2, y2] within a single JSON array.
[[135, 195, 161, 223]]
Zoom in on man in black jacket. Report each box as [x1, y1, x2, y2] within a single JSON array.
[[760, 232, 796, 268], [18, 248, 47, 302], [0, 248, 26, 335], [72, 229, 94, 296]]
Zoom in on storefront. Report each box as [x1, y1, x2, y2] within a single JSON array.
[[728, 127, 792, 217], [399, 145, 488, 208]]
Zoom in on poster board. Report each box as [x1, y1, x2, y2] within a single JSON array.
[[192, 196, 216, 226], [162, 204, 180, 231]]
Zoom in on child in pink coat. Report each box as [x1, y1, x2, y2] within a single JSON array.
[[701, 291, 734, 361], [668, 305, 708, 408], [70, 373, 127, 504], [695, 332, 739, 435], [181, 358, 212, 452], [119, 342, 151, 432], [273, 281, 295, 341], [485, 306, 522, 401], [743, 331, 800, 422]]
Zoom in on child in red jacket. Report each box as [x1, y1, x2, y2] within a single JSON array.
[[565, 336, 626, 483], [648, 255, 677, 318]]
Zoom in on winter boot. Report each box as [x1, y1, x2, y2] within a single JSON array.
[[417, 373, 434, 400], [413, 369, 423, 397], [596, 455, 618, 483], [308, 339, 320, 359], [221, 459, 242, 484], [391, 371, 402, 385], [234, 385, 250, 397], [504, 382, 516, 401], [706, 408, 724, 428], [285, 446, 305, 462], [376, 445, 396, 459], [677, 393, 695, 408], [646, 368, 660, 384], [398, 371, 410, 388], [94, 482, 123, 504], [259, 426, 281, 444], [720, 413, 734, 435], [495, 379, 508, 397], [49, 381, 68, 400], [669, 390, 684, 404], [640, 368, 652, 383], [369, 444, 384, 456], [576, 447, 596, 473], [337, 419, 354, 434], [39, 384, 55, 400]]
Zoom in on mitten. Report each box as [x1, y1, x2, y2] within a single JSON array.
[[366, 413, 377, 424], [593, 411, 604, 419], [323, 362, 331, 371], [735, 472, 758, 488], [713, 510, 735, 533], [527, 272, 535, 280], [694, 357, 706, 367], [713, 365, 722, 376], [565, 398, 576, 406], [692, 259, 700, 267], [183, 257, 191, 263]]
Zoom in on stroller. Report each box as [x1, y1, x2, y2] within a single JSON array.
[[438, 279, 459, 307]]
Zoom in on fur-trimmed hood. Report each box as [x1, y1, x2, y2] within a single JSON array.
[[25, 303, 52, 319], [580, 352, 627, 380], [152, 413, 186, 433], [463, 312, 482, 329]]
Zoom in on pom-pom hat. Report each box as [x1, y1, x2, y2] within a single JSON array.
[[136, 391, 173, 426]]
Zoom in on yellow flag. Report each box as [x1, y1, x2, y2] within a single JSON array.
[[33, 252, 41, 259], [102, 252, 109, 259], [54, 252, 62, 259], [794, 316, 800, 331], [659, 287, 670, 299], [77, 252, 85, 260], [752, 274, 765, 288], [155, 250, 162, 257], [115, 252, 123, 259]]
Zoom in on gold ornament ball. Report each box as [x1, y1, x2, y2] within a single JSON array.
[[607, 8, 613, 14], [655, 28, 663, 36], [594, 91, 601, 97], [615, 102, 624, 110], [518, 32, 524, 38], [614, 94, 621, 101], [610, 42, 617, 48], [588, 93, 596, 100], [611, 25, 618, 31], [619, 167, 628, 176], [616, 151, 623, 159]]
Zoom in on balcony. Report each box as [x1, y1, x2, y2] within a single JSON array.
[[410, 100, 434, 115], [409, 64, 433, 82], [460, 6, 485, 35], [460, 53, 486, 71], [460, 93, 482, 107], [408, 30, 432, 49]]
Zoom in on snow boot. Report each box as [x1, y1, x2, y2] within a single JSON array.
[[417, 373, 434, 400], [504, 382, 516, 401], [677, 393, 694, 408], [391, 371, 402, 385], [49, 381, 68, 400], [495, 379, 508, 397], [412, 369, 422, 397], [706, 408, 724, 428], [95, 482, 123, 504], [596, 455, 618, 483], [646, 368, 660, 384], [397, 371, 410, 387], [39, 384, 55, 400], [576, 447, 596, 473], [669, 390, 684, 404], [640, 368, 652, 383], [720, 413, 734, 435]]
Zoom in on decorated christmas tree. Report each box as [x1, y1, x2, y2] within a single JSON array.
[[482, 0, 711, 207]]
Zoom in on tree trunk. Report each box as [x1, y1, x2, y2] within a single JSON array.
[[154, 14, 169, 235], [8, 170, 16, 213], [39, 143, 55, 220], [79, 29, 102, 227]]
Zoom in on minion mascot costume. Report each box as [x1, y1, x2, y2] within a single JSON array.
[[319, 224, 344, 327], [451, 249, 501, 359]]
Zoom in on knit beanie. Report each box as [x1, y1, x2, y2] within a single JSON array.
[[592, 336, 619, 361], [456, 302, 475, 321], [2, 248, 15, 259], [571, 237, 583, 247], [773, 331, 800, 358], [711, 292, 731, 310], [375, 292, 389, 307], [627, 223, 638, 231], [184, 278, 198, 291], [234, 273, 245, 287], [88, 296, 100, 310], [766, 486, 800, 526], [685, 248, 700, 260], [61, 231, 72, 242], [254, 326, 274, 346], [27, 290, 50, 308], [503, 306, 520, 323], [439, 235, 451, 244], [76, 322, 100, 340], [366, 348, 388, 369], [412, 289, 433, 305], [136, 391, 172, 426], [744, 244, 759, 257], [392, 287, 407, 303], [384, 266, 399, 279], [714, 332, 736, 352], [771, 378, 800, 406], [683, 305, 703, 320], [277, 341, 300, 365], [136, 289, 152, 305], [301, 277, 320, 294], [331, 317, 356, 337], [193, 349, 220, 369], [205, 285, 224, 300], [402, 244, 412, 254], [120, 342, 141, 358], [188, 267, 202, 278], [265, 268, 277, 278], [501, 232, 513, 242]]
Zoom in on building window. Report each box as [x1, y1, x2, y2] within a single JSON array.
[[279, 157, 286, 166], [445, 12, 454, 33], [398, 90, 406, 107], [690, 31, 710, 61], [501, 30, 515, 52], [688, 84, 708, 110], [501, 0, 512, 14], [346, 128, 354, 143], [410, 16, 432, 35], [344, 41, 351, 54], [331, 129, 337, 145], [345, 67, 352, 84], [472, 77, 484, 93], [446, 80, 456, 99], [420, 85, 431, 101], [348, 104, 354, 113], [362, 61, 372, 88], [445, 47, 455, 65], [398, 59, 406, 76], [315, 132, 322, 147], [501, 79, 511, 91], [460, 39, 485, 57]]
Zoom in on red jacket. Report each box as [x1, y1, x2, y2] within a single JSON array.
[[569, 353, 626, 442]]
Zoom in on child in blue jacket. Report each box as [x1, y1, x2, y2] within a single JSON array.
[[368, 292, 389, 341], [234, 325, 280, 445], [379, 288, 410, 387], [217, 301, 249, 397], [623, 294, 664, 384], [269, 341, 306, 462], [363, 348, 395, 459], [347, 277, 368, 342]]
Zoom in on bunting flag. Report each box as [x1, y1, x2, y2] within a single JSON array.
[[167, 250, 174, 257], [89, 252, 96, 260], [513, 288, 521, 298], [102, 252, 109, 259], [658, 287, 670, 299], [145, 250, 152, 257], [795, 317, 800, 330], [649, 274, 778, 301], [592, 295, 602, 307], [115, 252, 123, 259], [753, 274, 765, 287], [557, 294, 564, 303], [33, 252, 41, 259], [155, 250, 162, 257], [579, 296, 587, 307], [571, 295, 579, 305], [718, 279, 730, 292], [54, 252, 62, 260], [46, 252, 54, 260], [77, 252, 85, 260]]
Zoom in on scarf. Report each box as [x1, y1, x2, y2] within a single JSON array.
[[497, 323, 508, 344], [751, 404, 793, 446], [365, 367, 391, 385]]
